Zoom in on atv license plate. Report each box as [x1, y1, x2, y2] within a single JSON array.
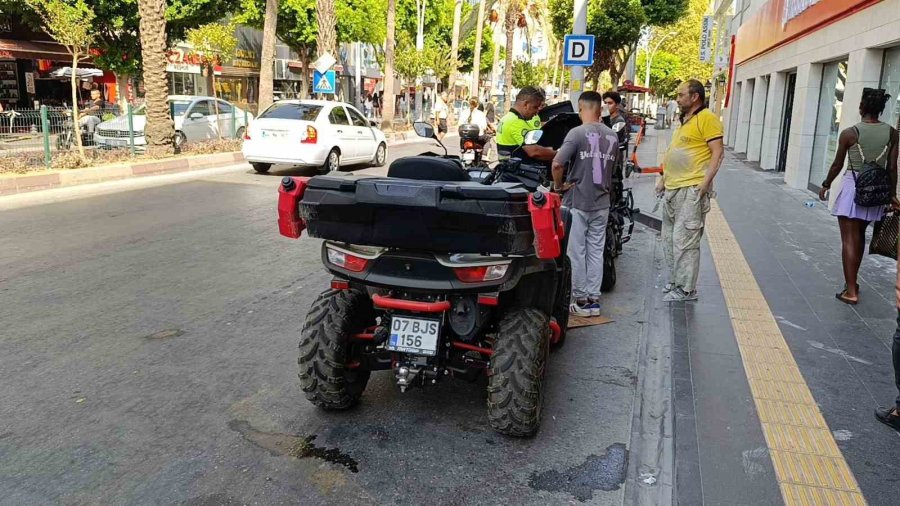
[[462, 151, 475, 161], [387, 317, 440, 356]]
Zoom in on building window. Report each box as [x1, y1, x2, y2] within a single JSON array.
[[881, 47, 900, 130], [809, 60, 848, 189]]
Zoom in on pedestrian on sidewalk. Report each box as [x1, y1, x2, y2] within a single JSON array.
[[551, 91, 619, 316], [433, 92, 449, 141], [874, 245, 900, 432], [818, 88, 898, 305], [666, 98, 678, 128], [657, 80, 725, 302], [603, 91, 630, 170]]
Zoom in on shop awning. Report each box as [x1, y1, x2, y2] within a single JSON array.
[[0, 39, 76, 62]]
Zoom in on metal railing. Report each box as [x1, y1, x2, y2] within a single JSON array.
[[0, 104, 251, 171]]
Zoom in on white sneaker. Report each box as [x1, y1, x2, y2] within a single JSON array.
[[587, 299, 601, 317], [662, 282, 675, 294], [570, 300, 592, 317], [663, 288, 698, 302]]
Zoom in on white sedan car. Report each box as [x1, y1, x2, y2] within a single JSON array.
[[94, 95, 252, 149], [242, 100, 388, 174]]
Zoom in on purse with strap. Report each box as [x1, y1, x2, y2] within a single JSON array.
[[870, 212, 899, 259], [852, 126, 893, 207]]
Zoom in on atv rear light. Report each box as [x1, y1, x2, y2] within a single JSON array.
[[453, 264, 509, 283], [326, 247, 369, 272], [301, 125, 318, 144], [463, 140, 475, 149], [331, 279, 350, 290]]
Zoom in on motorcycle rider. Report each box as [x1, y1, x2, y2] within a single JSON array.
[[496, 86, 556, 161], [458, 96, 488, 136]]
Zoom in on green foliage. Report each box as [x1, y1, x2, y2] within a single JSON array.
[[457, 23, 494, 75], [89, 0, 142, 76], [236, 0, 317, 52], [166, 0, 242, 43], [396, 0, 455, 48], [548, 0, 572, 41], [26, 0, 96, 53], [237, 0, 385, 53], [511, 60, 547, 88], [186, 22, 239, 64], [640, 0, 688, 27], [654, 0, 713, 89], [636, 50, 681, 96], [394, 38, 449, 81]]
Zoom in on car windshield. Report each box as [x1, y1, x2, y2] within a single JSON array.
[[258, 102, 322, 121], [132, 100, 192, 117]]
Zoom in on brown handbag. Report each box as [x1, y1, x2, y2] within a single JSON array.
[[869, 212, 899, 259]]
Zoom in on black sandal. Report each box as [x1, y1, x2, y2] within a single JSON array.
[[835, 288, 859, 305]]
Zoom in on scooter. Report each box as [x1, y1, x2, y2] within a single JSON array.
[[56, 109, 97, 151]]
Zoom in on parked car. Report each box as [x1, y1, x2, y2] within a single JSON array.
[[242, 100, 388, 174], [93, 95, 252, 149]]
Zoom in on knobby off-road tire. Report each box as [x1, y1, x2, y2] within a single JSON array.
[[551, 256, 572, 349], [487, 308, 550, 437], [298, 289, 373, 410], [602, 225, 617, 292]]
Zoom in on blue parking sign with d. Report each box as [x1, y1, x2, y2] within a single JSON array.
[[313, 70, 336, 94], [563, 34, 595, 67]]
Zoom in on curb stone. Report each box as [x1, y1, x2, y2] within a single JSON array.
[[0, 151, 245, 197]]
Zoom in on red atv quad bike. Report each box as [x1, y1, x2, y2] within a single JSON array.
[[277, 131, 572, 437]]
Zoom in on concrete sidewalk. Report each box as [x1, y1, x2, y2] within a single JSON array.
[[670, 152, 900, 504]]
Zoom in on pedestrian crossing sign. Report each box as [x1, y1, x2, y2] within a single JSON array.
[[313, 70, 336, 94]]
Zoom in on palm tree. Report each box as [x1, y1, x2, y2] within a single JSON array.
[[137, 0, 174, 153], [503, 0, 523, 100], [316, 0, 336, 60], [448, 0, 463, 100], [381, 0, 397, 131], [471, 0, 487, 97], [258, 0, 279, 111]]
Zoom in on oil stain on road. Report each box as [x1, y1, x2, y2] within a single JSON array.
[[528, 443, 628, 501], [227, 420, 359, 473]]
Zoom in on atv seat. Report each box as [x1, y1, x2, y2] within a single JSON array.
[[387, 156, 470, 182]]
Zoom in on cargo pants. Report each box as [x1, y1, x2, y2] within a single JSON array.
[[662, 186, 711, 293]]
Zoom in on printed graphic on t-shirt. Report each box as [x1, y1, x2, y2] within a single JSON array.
[[579, 132, 619, 184]]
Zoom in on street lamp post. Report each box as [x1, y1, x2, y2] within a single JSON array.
[[644, 31, 677, 90]]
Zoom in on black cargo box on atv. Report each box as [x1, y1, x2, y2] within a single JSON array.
[[299, 175, 535, 254]]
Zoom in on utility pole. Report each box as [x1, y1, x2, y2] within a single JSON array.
[[644, 32, 677, 89], [414, 0, 426, 121], [471, 0, 486, 99], [570, 0, 587, 107]]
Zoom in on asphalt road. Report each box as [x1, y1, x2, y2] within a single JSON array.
[[0, 139, 657, 505]]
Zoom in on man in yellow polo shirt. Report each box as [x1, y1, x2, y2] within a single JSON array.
[[656, 79, 725, 302]]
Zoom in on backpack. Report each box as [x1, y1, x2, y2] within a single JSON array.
[[852, 126, 893, 208]]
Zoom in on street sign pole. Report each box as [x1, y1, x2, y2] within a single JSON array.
[[570, 0, 588, 107]]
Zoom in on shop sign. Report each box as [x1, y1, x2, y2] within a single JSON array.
[[231, 49, 260, 70], [25, 72, 35, 94], [166, 63, 202, 74], [699, 16, 714, 63], [783, 0, 821, 25]]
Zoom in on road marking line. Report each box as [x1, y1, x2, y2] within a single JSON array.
[[705, 201, 866, 506]]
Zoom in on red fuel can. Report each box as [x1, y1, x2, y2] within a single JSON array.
[[528, 191, 564, 259], [277, 176, 310, 238]]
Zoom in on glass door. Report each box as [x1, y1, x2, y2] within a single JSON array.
[[881, 47, 900, 130], [808, 60, 848, 191], [776, 73, 797, 172]]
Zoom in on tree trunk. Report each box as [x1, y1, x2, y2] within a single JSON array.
[[447, 0, 462, 101], [70, 51, 85, 161], [471, 0, 486, 99], [138, 0, 175, 153], [503, 1, 517, 102], [491, 20, 501, 94], [115, 73, 129, 113], [258, 0, 279, 111], [316, 0, 336, 59], [381, 0, 396, 131], [300, 47, 310, 99]]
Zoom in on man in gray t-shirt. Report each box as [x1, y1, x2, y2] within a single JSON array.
[[551, 91, 619, 317]]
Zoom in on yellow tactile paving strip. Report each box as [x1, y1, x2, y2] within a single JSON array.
[[705, 202, 867, 506]]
